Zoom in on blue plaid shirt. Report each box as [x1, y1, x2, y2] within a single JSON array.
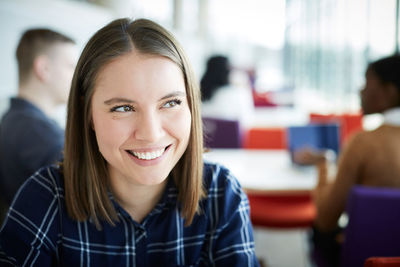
[[0, 162, 259, 267]]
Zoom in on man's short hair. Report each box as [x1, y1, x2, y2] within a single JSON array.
[[16, 28, 75, 84]]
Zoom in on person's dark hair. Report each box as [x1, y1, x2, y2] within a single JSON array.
[[63, 18, 204, 229], [16, 28, 75, 84], [200, 55, 230, 101], [367, 54, 400, 94]]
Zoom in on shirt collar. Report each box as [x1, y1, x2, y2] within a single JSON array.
[[155, 176, 178, 207], [11, 97, 45, 115], [108, 176, 178, 223], [383, 107, 400, 126]]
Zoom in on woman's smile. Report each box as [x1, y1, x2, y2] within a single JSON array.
[[128, 147, 166, 160]]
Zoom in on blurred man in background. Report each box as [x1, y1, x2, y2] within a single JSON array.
[[0, 28, 77, 218]]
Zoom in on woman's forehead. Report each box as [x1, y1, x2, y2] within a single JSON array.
[[92, 52, 186, 99]]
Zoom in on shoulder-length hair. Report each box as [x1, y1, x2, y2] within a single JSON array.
[[63, 18, 204, 229]]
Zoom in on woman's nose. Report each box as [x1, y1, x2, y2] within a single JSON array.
[[134, 111, 164, 142]]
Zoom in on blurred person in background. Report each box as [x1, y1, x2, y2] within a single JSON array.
[[200, 55, 254, 127], [0, 28, 77, 216], [0, 18, 259, 266], [295, 54, 400, 267]]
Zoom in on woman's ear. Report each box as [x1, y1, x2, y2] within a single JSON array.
[[385, 83, 400, 107]]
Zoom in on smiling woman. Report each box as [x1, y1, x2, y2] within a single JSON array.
[[0, 18, 259, 267], [91, 52, 192, 221]]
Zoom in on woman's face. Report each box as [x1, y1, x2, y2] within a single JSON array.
[[91, 51, 191, 187], [360, 70, 389, 115]]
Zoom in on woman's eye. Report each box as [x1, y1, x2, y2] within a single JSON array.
[[163, 99, 182, 108], [111, 105, 134, 112]]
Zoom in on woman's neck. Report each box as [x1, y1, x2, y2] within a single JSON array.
[[110, 175, 168, 223]]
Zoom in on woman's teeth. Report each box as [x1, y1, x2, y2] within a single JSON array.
[[131, 148, 165, 160]]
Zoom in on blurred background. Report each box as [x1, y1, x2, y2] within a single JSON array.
[[1, 0, 399, 127]]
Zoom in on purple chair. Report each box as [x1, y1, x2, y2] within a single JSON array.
[[340, 186, 400, 267], [202, 117, 241, 148]]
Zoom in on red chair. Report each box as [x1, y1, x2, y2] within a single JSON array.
[[243, 127, 287, 149], [247, 191, 316, 228], [309, 112, 363, 144], [364, 257, 400, 267], [244, 127, 315, 228]]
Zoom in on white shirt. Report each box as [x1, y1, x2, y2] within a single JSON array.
[[201, 85, 254, 128], [383, 107, 400, 126]]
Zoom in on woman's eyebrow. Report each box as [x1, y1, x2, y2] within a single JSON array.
[[104, 98, 136, 105], [103, 91, 186, 105], [159, 91, 186, 101]]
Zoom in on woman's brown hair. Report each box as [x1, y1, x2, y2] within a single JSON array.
[[63, 18, 204, 229]]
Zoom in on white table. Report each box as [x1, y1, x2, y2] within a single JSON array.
[[203, 148, 317, 193]]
